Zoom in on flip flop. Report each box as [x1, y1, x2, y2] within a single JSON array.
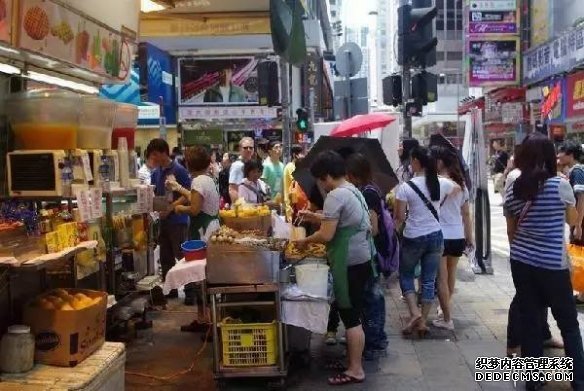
[[328, 372, 365, 386], [324, 360, 347, 371]]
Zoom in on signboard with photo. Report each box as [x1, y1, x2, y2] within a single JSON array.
[[468, 0, 518, 34], [178, 57, 259, 105], [468, 37, 520, 86], [18, 0, 131, 81]]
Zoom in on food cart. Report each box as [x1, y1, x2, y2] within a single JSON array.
[[203, 210, 330, 389]]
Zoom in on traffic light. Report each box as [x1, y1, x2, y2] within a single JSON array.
[[296, 108, 309, 132], [412, 71, 438, 105], [397, 3, 437, 67], [382, 74, 403, 107]]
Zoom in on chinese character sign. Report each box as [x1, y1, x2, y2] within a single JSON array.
[[523, 25, 584, 85]]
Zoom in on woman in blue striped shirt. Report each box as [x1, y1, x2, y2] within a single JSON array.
[[505, 134, 584, 390]]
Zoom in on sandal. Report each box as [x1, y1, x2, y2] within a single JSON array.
[[328, 372, 365, 386], [324, 360, 347, 371], [402, 315, 422, 335]]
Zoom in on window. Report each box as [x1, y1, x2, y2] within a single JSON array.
[[331, 10, 336, 18]]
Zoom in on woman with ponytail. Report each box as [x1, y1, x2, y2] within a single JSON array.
[[430, 146, 473, 331], [394, 146, 459, 337], [505, 134, 584, 390]]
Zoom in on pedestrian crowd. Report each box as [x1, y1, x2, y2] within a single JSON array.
[[134, 133, 583, 389]]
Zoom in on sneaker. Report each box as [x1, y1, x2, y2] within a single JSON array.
[[325, 332, 337, 345], [432, 318, 454, 331]]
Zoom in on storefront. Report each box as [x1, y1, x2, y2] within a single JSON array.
[[0, 1, 144, 387], [565, 70, 584, 143]]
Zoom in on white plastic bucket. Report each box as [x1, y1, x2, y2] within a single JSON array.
[[295, 263, 329, 298]]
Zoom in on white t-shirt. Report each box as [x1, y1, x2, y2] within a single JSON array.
[[220, 86, 231, 103], [238, 179, 270, 204], [440, 186, 469, 239], [191, 174, 220, 216], [395, 176, 456, 239], [229, 159, 245, 185]]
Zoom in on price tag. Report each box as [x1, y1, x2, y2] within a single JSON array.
[[90, 188, 103, 219], [75, 190, 91, 222], [81, 153, 93, 182], [137, 186, 147, 214]]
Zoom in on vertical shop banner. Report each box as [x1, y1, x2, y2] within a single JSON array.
[[467, 36, 520, 86], [523, 25, 584, 86], [303, 53, 323, 115], [178, 57, 259, 105], [468, 0, 518, 34], [567, 71, 584, 118], [530, 0, 549, 47], [18, 0, 131, 80], [0, 0, 12, 43]]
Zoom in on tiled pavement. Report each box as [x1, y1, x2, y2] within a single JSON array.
[[126, 190, 584, 390]]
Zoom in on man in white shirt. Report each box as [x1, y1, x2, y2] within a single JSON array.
[[229, 137, 255, 203], [138, 146, 156, 185], [203, 65, 247, 103]]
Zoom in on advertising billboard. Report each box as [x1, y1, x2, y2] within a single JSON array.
[[468, 0, 519, 35], [468, 37, 520, 86], [178, 57, 259, 106]]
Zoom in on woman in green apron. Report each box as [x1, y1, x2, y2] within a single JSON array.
[[167, 146, 221, 332], [294, 151, 375, 386]]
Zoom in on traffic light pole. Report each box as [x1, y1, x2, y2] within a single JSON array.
[[280, 60, 291, 162], [402, 65, 412, 138]]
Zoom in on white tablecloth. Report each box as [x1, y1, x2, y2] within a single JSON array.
[[163, 258, 206, 295], [282, 300, 330, 334]]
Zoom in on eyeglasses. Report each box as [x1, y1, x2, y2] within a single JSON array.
[[242, 146, 254, 150]]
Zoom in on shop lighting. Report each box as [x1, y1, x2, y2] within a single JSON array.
[[25, 71, 99, 94], [0, 63, 21, 75], [0, 45, 20, 55], [141, 0, 166, 12]]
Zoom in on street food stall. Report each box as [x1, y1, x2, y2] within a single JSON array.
[[159, 199, 331, 389], [0, 0, 143, 389]]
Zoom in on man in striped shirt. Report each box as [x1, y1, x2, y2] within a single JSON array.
[[557, 142, 584, 306]]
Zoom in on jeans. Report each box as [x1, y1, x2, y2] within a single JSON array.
[[507, 294, 552, 349], [399, 231, 444, 303], [363, 276, 388, 351], [511, 260, 584, 390]]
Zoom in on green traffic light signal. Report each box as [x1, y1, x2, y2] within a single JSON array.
[[297, 119, 307, 131], [296, 107, 309, 132]]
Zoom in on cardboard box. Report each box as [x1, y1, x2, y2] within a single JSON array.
[[23, 289, 107, 367]]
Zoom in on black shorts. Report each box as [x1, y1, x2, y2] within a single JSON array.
[[338, 262, 371, 329], [443, 239, 466, 257]]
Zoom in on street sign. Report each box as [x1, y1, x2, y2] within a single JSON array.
[[336, 42, 363, 77]]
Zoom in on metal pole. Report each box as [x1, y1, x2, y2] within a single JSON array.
[[402, 65, 412, 138], [280, 60, 291, 161], [345, 50, 352, 119]]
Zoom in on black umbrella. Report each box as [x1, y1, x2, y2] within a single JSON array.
[[429, 133, 472, 191], [293, 136, 398, 208]]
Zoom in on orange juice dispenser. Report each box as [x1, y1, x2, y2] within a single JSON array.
[[6, 90, 81, 150]]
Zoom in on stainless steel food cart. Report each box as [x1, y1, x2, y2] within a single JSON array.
[[206, 245, 287, 389]]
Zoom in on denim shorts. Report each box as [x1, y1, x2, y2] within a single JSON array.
[[399, 231, 444, 303]]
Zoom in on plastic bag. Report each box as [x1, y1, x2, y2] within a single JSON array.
[[272, 213, 291, 239], [568, 244, 584, 292]]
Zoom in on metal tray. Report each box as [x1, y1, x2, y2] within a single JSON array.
[[206, 246, 280, 284]]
